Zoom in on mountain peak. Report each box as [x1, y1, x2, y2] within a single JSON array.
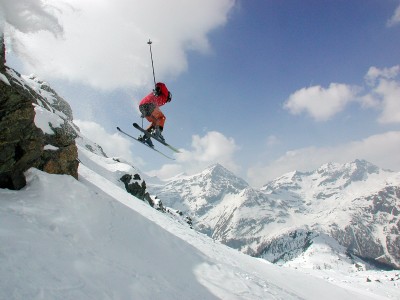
[[202, 163, 248, 187], [148, 163, 249, 218], [206, 162, 224, 171], [316, 159, 381, 184], [319, 159, 378, 171], [351, 159, 380, 172], [205, 163, 230, 175]]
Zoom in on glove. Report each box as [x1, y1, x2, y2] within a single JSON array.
[[153, 85, 161, 96]]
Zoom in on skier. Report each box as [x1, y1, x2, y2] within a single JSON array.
[[138, 82, 172, 147]]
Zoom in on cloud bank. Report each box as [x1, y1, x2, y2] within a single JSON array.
[[248, 131, 400, 187], [74, 120, 137, 163], [0, 0, 63, 36], [364, 66, 400, 123], [148, 131, 240, 180], [3, 0, 235, 90], [284, 65, 400, 124]]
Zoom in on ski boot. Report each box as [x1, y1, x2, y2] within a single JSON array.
[[138, 134, 154, 148], [152, 126, 165, 143]]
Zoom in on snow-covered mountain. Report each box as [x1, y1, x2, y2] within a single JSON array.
[[148, 160, 400, 270], [149, 163, 249, 216]]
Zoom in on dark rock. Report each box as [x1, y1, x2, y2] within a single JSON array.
[[0, 63, 79, 189], [120, 174, 155, 207], [0, 72, 44, 189], [257, 230, 316, 263], [1, 35, 5, 71]]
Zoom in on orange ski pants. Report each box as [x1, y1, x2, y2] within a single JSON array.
[[145, 106, 166, 130]]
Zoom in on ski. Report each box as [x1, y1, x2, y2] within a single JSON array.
[[132, 123, 181, 153], [116, 127, 175, 160]]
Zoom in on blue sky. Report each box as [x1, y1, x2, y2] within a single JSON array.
[[2, 0, 400, 186]]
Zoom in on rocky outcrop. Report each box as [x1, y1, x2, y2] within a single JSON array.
[[26, 74, 79, 179], [1, 71, 44, 189], [1, 35, 5, 72], [0, 64, 78, 190], [120, 173, 195, 228], [120, 173, 159, 209]]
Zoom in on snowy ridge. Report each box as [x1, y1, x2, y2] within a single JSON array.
[[150, 163, 249, 217]]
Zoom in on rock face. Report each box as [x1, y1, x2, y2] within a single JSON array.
[[1, 36, 5, 71], [26, 74, 79, 179], [0, 60, 78, 189], [1, 71, 44, 189]]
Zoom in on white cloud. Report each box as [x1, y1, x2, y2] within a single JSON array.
[[148, 131, 239, 179], [183, 131, 238, 163], [3, 0, 235, 90], [374, 80, 400, 123], [387, 3, 400, 27], [0, 0, 63, 36], [365, 65, 400, 86], [283, 83, 358, 121], [147, 164, 184, 180], [363, 65, 400, 123], [74, 120, 135, 161], [284, 65, 400, 124], [247, 131, 400, 187]]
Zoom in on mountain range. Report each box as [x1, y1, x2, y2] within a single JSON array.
[[148, 160, 400, 270]]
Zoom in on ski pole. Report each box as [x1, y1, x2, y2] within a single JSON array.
[[147, 39, 156, 86]]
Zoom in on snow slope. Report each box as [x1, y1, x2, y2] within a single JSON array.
[[1, 153, 399, 299]]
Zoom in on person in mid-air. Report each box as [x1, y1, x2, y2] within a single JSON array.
[[138, 82, 172, 147]]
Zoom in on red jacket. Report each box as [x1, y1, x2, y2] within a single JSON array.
[[139, 82, 169, 107]]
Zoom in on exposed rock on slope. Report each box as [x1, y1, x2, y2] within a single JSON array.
[[0, 70, 44, 189], [1, 36, 5, 71], [0, 59, 78, 189]]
